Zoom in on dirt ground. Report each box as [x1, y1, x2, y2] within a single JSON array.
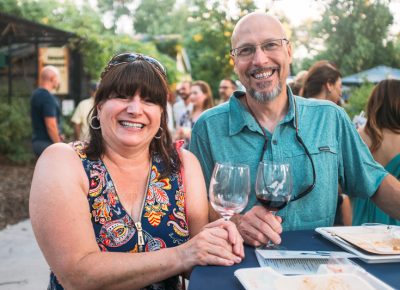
[[0, 162, 35, 230]]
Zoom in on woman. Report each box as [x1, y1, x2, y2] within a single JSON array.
[[352, 79, 400, 226], [29, 53, 244, 290], [176, 80, 214, 146], [300, 60, 342, 105]]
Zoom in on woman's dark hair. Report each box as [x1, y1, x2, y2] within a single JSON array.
[[301, 60, 342, 98], [86, 54, 180, 177], [364, 79, 400, 153]]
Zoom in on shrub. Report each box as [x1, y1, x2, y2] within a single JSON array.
[[0, 97, 34, 164], [343, 83, 375, 120]]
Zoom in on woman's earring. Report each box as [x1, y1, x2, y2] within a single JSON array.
[[89, 116, 101, 130], [154, 127, 163, 140]]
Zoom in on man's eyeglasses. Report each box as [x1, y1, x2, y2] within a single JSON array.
[[101, 52, 167, 79], [230, 38, 289, 61]]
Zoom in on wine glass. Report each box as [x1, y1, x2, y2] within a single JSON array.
[[255, 161, 293, 248], [209, 162, 250, 220]]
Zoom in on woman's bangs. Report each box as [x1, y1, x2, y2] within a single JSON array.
[[112, 62, 167, 105]]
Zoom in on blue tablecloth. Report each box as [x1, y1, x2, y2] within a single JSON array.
[[188, 230, 400, 290]]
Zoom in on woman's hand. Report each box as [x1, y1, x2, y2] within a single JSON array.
[[176, 219, 244, 271], [203, 218, 244, 258]]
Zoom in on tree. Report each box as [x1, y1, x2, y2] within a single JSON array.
[[1, 0, 179, 82], [307, 0, 396, 75], [134, 0, 189, 36], [184, 0, 257, 98]]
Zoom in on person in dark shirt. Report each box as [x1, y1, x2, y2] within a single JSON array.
[[31, 65, 62, 157]]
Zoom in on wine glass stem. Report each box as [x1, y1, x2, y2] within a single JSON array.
[[266, 210, 277, 248]]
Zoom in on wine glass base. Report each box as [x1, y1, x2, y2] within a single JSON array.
[[258, 243, 287, 250]]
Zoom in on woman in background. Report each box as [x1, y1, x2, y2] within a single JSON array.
[[300, 60, 342, 105], [352, 79, 400, 226], [176, 80, 214, 147]]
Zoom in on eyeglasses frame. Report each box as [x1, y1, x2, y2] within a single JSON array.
[[230, 38, 290, 59], [101, 52, 167, 79]]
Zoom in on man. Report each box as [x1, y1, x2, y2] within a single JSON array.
[[190, 12, 400, 247], [218, 79, 237, 103], [173, 80, 193, 129], [71, 82, 98, 141], [31, 65, 62, 157]]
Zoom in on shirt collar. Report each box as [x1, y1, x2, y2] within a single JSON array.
[[228, 86, 296, 136]]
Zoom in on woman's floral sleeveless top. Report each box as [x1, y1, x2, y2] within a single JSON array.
[[49, 141, 189, 290]]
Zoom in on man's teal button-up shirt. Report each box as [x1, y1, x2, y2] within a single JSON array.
[[189, 89, 387, 231]]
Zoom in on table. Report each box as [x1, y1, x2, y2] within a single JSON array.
[[188, 230, 400, 290]]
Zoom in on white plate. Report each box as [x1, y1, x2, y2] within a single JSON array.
[[234, 267, 392, 290], [316, 226, 400, 263]]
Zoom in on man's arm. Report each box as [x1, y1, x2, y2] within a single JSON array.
[[44, 117, 61, 143], [372, 175, 400, 219]]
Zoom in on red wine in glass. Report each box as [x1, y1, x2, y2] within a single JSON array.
[[256, 195, 289, 211], [255, 161, 293, 248]]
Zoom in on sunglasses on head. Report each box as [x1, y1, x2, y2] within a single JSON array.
[[101, 52, 167, 79]]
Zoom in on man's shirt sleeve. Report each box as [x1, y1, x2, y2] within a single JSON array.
[[337, 107, 387, 198], [189, 124, 214, 192]]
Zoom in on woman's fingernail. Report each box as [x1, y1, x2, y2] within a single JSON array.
[[235, 256, 241, 263]]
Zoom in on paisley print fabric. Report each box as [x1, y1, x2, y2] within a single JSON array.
[[49, 141, 188, 290]]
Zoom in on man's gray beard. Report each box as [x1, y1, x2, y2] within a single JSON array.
[[248, 82, 282, 103]]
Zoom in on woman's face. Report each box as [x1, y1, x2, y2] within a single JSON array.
[[97, 92, 163, 151], [189, 85, 207, 108]]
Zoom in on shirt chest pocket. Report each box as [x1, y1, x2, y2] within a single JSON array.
[[282, 142, 339, 193]]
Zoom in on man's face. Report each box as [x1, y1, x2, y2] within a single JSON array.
[[219, 80, 235, 102], [177, 82, 191, 100], [231, 15, 292, 103]]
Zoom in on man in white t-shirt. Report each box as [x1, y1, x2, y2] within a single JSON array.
[[173, 81, 193, 129], [71, 82, 97, 141]]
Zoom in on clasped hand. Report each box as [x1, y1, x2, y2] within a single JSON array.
[[178, 219, 244, 271], [233, 205, 283, 247]]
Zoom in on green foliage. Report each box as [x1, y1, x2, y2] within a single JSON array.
[[61, 114, 74, 143], [343, 83, 375, 119], [0, 97, 34, 164], [306, 0, 397, 75], [183, 0, 257, 97], [0, 0, 180, 82], [132, 0, 258, 96], [134, 0, 189, 36]]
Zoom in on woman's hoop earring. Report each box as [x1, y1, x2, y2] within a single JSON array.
[[89, 116, 101, 130], [154, 127, 163, 140]]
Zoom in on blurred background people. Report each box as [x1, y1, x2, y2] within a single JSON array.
[[176, 80, 214, 147], [352, 79, 400, 226], [300, 60, 342, 105], [289, 70, 307, 96], [173, 80, 192, 130], [30, 65, 62, 157], [218, 79, 237, 104], [71, 82, 98, 141], [30, 52, 243, 290]]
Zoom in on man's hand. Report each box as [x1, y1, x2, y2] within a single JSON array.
[[231, 205, 282, 247]]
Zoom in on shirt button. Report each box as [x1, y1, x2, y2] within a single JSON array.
[[272, 140, 278, 145]]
